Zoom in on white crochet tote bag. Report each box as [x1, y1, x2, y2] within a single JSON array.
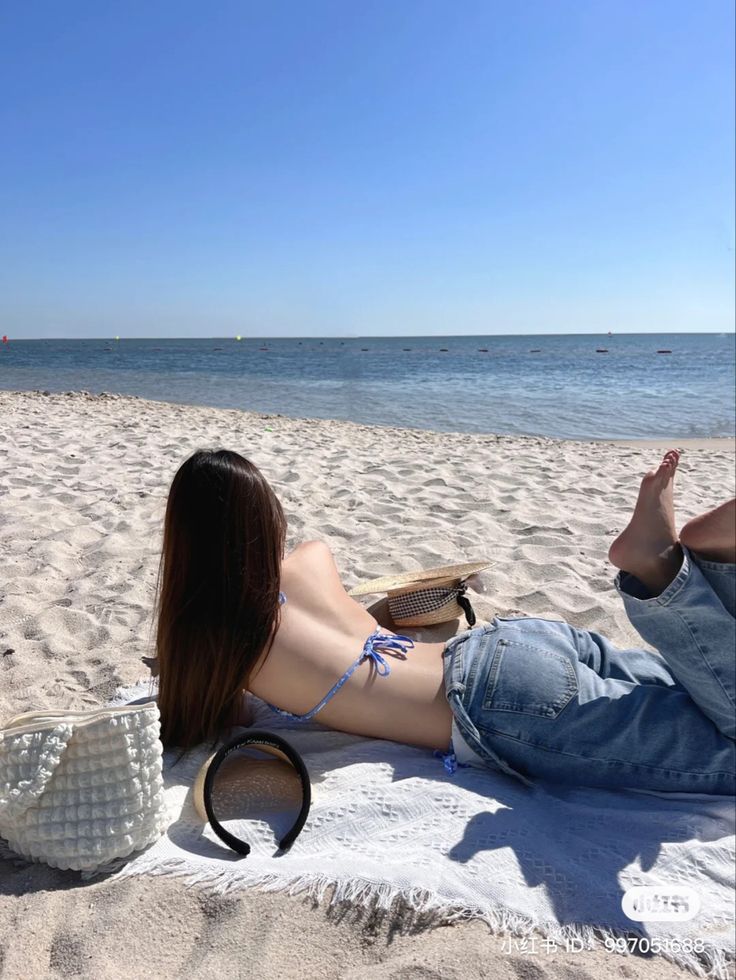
[[0, 702, 168, 871]]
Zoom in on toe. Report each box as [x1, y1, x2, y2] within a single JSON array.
[[659, 450, 680, 474]]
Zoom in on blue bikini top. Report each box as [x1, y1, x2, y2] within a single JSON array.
[[264, 591, 414, 723], [271, 591, 462, 777]]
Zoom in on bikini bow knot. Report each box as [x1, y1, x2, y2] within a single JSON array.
[[366, 633, 415, 675]]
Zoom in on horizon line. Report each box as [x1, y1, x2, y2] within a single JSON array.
[[6, 330, 734, 341]]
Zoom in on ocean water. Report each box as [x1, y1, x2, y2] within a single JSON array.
[[1, 333, 734, 440]]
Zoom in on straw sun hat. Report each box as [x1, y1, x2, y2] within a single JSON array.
[[348, 561, 491, 628]]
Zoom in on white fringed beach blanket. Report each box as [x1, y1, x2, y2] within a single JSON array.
[[110, 685, 735, 979]]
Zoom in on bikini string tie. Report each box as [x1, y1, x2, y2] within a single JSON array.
[[366, 633, 415, 675]]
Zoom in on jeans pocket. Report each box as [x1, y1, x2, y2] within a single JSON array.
[[482, 635, 578, 719]]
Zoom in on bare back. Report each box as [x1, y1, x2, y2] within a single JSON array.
[[247, 541, 453, 751]]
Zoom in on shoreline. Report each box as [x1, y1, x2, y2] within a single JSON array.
[[609, 437, 736, 451], [3, 388, 734, 450]]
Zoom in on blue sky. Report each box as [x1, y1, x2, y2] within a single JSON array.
[[1, 1, 734, 338]]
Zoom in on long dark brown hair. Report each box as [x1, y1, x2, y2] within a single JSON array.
[[155, 449, 287, 748]]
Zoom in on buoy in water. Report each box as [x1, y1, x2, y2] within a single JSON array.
[[235, 335, 242, 341], [1, 335, 7, 343]]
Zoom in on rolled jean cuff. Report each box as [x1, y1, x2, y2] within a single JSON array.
[[614, 545, 693, 605], [694, 557, 736, 574]]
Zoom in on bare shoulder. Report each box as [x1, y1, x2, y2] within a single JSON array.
[[287, 539, 333, 563], [284, 540, 342, 582]]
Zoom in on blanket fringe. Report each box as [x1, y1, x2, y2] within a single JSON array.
[[113, 855, 732, 980]]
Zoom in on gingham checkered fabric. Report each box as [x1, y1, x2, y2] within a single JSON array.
[[388, 586, 460, 622]]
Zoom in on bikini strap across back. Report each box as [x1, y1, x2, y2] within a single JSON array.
[[263, 627, 415, 723], [276, 589, 508, 780]]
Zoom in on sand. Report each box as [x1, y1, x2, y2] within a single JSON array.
[[1, 389, 734, 980]]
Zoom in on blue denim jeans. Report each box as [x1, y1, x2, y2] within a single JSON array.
[[442, 547, 736, 795]]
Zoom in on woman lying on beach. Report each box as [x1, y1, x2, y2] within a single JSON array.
[[155, 448, 736, 795]]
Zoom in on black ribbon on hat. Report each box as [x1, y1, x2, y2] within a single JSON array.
[[455, 583, 476, 627]]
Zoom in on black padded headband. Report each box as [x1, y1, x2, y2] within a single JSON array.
[[193, 730, 311, 856]]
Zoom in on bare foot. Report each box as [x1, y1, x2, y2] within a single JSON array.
[[680, 499, 736, 564], [609, 450, 683, 595]]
